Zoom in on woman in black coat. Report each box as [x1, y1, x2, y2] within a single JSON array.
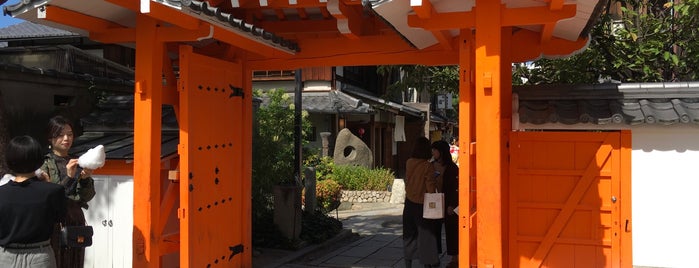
[[431, 140, 459, 267]]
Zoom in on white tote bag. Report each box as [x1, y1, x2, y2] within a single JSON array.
[[423, 191, 445, 219]]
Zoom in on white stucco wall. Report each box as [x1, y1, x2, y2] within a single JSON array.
[[631, 126, 699, 268]]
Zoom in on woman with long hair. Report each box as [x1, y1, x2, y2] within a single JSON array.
[[40, 115, 95, 268], [432, 140, 459, 267], [403, 136, 441, 267]]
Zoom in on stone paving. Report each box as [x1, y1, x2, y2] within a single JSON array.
[[277, 203, 453, 268]]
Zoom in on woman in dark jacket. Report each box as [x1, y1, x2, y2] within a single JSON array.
[[432, 140, 459, 267], [40, 116, 95, 268], [0, 135, 66, 268]]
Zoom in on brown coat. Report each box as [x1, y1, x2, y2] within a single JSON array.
[[404, 158, 441, 204]]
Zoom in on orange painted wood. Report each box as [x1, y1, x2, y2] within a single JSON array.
[[475, 1, 503, 267], [327, 0, 362, 39], [247, 35, 458, 69], [500, 27, 513, 268], [510, 132, 631, 268], [411, 0, 433, 19], [407, 5, 575, 30], [620, 130, 633, 268], [178, 46, 249, 267], [133, 14, 164, 268], [458, 28, 475, 267], [241, 65, 254, 267], [527, 137, 612, 267], [92, 160, 133, 176]]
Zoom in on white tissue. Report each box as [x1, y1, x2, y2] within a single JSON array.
[[0, 174, 14, 186], [78, 145, 106, 170]]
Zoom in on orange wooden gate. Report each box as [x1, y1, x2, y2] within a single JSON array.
[[509, 131, 632, 268], [178, 46, 250, 267]]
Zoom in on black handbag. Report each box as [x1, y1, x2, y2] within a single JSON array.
[[60, 225, 93, 248]]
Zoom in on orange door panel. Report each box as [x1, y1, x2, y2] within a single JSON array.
[[178, 46, 248, 267], [509, 131, 631, 268]]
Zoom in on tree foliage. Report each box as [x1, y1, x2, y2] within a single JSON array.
[[514, 0, 699, 84], [377, 65, 459, 95], [252, 89, 311, 214]]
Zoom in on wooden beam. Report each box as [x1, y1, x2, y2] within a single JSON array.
[[258, 19, 338, 33], [274, 8, 287, 20], [327, 0, 362, 39], [238, 0, 326, 8], [246, 34, 458, 68], [502, 4, 575, 26], [411, 0, 433, 19], [297, 7, 308, 19], [408, 4, 576, 30], [540, 0, 567, 46], [410, 0, 453, 50], [89, 28, 136, 43], [509, 28, 588, 62]]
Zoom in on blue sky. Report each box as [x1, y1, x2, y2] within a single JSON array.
[[0, 0, 24, 29]]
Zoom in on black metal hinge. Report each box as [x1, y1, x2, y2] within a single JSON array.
[[229, 85, 244, 99]]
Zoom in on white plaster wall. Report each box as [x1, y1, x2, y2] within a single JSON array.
[[632, 126, 699, 268]]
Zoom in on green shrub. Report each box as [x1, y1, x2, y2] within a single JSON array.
[[316, 179, 342, 213], [303, 154, 335, 181], [332, 165, 395, 191]]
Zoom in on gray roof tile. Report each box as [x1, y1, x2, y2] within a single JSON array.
[[0, 21, 79, 40], [515, 82, 699, 126]]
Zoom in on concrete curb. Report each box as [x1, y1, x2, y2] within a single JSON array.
[[262, 228, 354, 268]]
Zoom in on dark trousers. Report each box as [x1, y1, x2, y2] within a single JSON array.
[[445, 212, 459, 256], [403, 199, 440, 265]]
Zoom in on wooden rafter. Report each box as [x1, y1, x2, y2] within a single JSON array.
[[407, 4, 576, 30], [327, 0, 362, 39], [410, 0, 453, 50], [541, 0, 565, 44], [258, 19, 337, 33], [297, 7, 308, 19], [239, 0, 326, 8], [274, 8, 287, 20]]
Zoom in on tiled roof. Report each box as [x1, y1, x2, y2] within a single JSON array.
[[73, 94, 179, 160], [172, 0, 299, 52], [515, 82, 699, 126], [3, 0, 298, 52], [301, 91, 373, 114], [341, 84, 424, 118], [0, 21, 79, 40]]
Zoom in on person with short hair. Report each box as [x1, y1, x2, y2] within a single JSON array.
[[0, 135, 66, 268]]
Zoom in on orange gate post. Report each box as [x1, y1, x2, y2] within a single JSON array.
[[133, 14, 164, 268], [474, 0, 504, 267]]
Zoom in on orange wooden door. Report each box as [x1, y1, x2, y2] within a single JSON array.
[[178, 46, 248, 267], [509, 131, 631, 268]]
